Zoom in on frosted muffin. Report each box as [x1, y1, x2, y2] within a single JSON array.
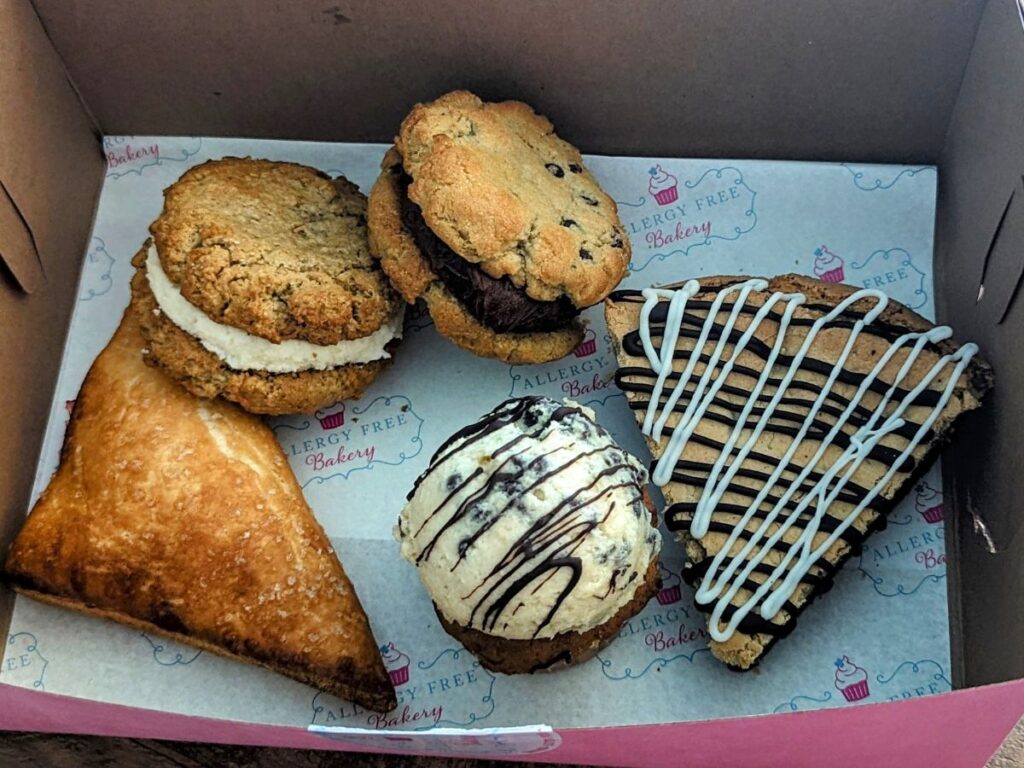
[[395, 396, 661, 673]]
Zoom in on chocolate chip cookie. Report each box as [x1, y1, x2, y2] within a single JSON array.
[[368, 91, 631, 363]]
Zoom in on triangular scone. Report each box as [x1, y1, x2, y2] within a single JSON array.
[[606, 274, 992, 670], [3, 306, 396, 712]]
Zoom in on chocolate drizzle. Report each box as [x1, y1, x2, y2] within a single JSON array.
[[609, 282, 977, 643], [397, 172, 578, 333], [402, 396, 655, 639]]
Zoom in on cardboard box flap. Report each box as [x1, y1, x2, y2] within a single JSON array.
[[0, 0, 104, 615], [938, 0, 1024, 550], [936, 0, 1024, 687], [31, 0, 984, 161], [0, 179, 42, 294], [977, 177, 1024, 325], [0, 0, 101, 281]]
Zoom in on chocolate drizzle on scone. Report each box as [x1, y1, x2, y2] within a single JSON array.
[[396, 396, 660, 653], [605, 275, 992, 669]]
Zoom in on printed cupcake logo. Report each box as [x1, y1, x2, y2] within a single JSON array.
[[311, 646, 497, 731], [834, 655, 870, 702], [915, 481, 944, 524], [808, 245, 929, 310], [104, 136, 204, 179], [813, 245, 845, 284], [573, 328, 598, 358], [508, 325, 619, 406], [656, 563, 682, 606], [625, 165, 757, 272], [272, 395, 424, 486], [315, 402, 346, 431], [648, 165, 679, 205], [3, 632, 48, 690], [776, 657, 950, 712], [857, 491, 946, 597], [381, 641, 411, 686], [79, 238, 116, 302]]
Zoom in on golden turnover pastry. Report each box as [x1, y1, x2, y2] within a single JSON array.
[[3, 306, 397, 712]]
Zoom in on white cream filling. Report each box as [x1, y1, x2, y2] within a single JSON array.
[[145, 245, 403, 373]]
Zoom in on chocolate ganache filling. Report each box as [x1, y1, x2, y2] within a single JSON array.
[[398, 173, 578, 333]]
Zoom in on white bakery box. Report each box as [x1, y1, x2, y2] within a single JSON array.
[[2, 1, 1023, 766]]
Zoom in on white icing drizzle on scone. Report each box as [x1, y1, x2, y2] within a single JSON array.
[[635, 279, 977, 642]]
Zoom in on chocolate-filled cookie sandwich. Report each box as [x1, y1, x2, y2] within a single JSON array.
[[395, 396, 661, 674], [132, 157, 403, 415], [368, 91, 631, 364]]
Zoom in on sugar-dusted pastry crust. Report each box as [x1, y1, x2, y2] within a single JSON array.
[[3, 306, 396, 712], [606, 273, 993, 669]]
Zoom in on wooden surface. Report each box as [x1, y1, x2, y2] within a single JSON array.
[[0, 732, 551, 768]]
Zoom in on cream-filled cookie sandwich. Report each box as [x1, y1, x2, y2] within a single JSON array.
[[131, 157, 403, 415], [395, 395, 661, 673]]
